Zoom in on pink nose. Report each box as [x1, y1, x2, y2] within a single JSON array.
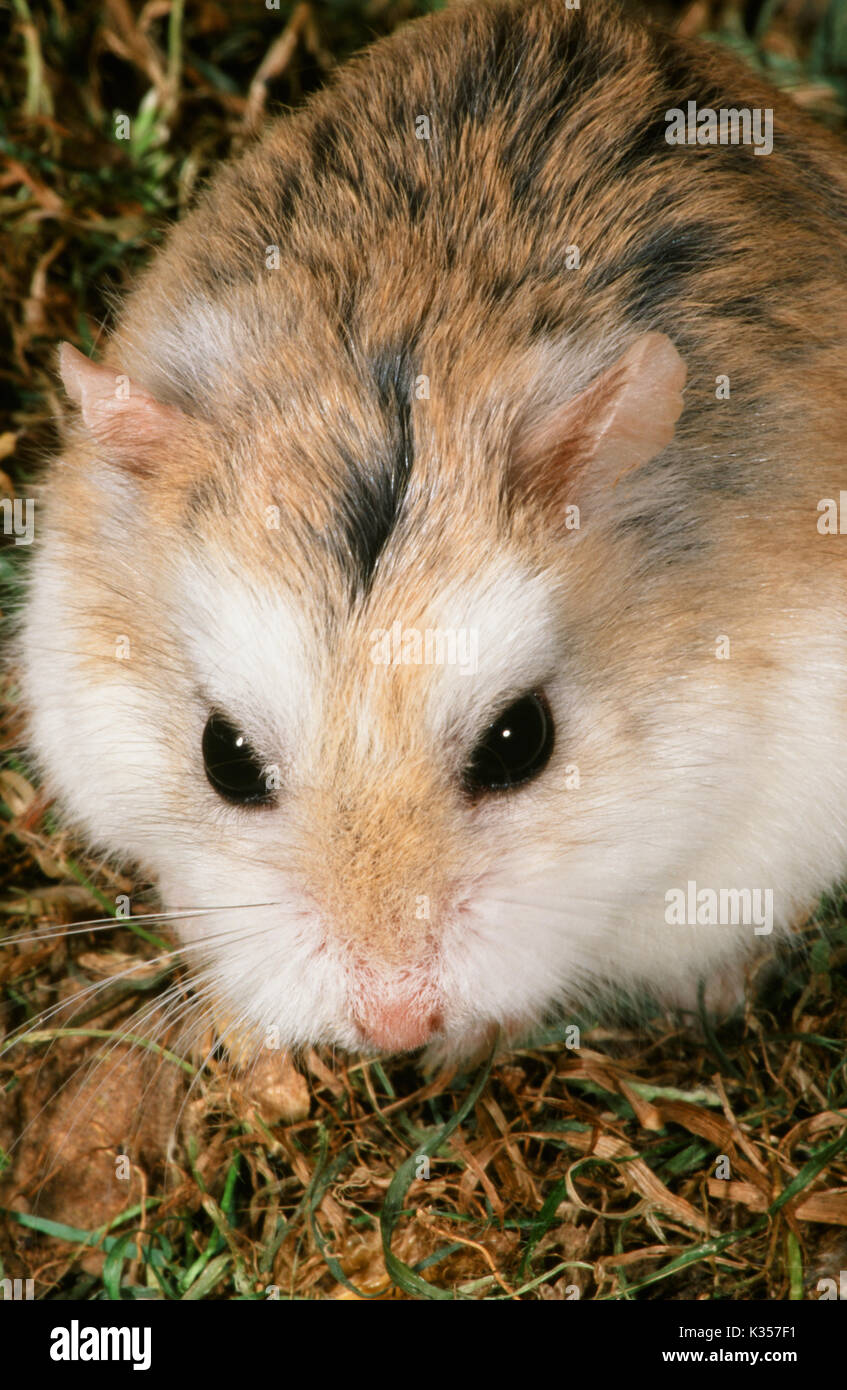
[[354, 998, 443, 1052]]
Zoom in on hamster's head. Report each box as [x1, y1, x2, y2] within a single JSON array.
[[21, 325, 795, 1060]]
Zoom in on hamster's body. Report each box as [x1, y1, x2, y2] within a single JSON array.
[[19, 0, 847, 1057]]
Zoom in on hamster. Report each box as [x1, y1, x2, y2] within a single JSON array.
[[17, 0, 847, 1061]]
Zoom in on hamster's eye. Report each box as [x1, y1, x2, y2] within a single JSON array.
[[464, 692, 554, 795], [202, 713, 273, 806]]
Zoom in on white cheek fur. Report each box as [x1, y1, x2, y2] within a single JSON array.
[[454, 622, 847, 1036], [156, 865, 356, 1051], [20, 551, 176, 867]]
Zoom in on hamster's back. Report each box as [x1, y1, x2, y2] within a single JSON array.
[[109, 0, 847, 499]]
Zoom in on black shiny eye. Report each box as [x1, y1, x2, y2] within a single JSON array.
[[202, 713, 273, 805], [464, 692, 554, 795]]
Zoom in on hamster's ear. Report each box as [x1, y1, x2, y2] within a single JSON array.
[[512, 332, 686, 513], [59, 342, 189, 477]]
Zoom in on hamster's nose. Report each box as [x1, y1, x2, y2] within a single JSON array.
[[354, 995, 443, 1052]]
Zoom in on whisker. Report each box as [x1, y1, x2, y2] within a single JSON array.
[[0, 913, 296, 1061], [0, 900, 287, 948]]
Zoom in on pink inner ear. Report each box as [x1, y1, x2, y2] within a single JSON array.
[[59, 342, 185, 469], [590, 333, 687, 485], [513, 331, 687, 504]]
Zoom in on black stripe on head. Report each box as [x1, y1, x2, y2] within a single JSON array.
[[611, 108, 682, 178], [333, 344, 416, 598], [309, 110, 367, 196], [627, 220, 724, 316], [266, 161, 304, 241], [583, 215, 723, 316], [444, 2, 522, 132], [503, 24, 626, 220]]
